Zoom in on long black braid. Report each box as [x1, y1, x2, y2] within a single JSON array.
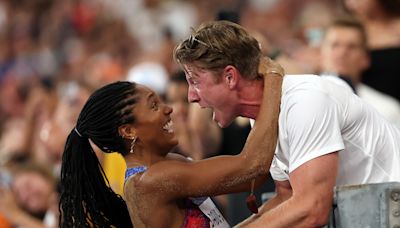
[[59, 81, 140, 227]]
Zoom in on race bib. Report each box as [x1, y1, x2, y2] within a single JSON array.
[[190, 197, 231, 228]]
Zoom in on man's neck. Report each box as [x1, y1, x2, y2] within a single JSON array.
[[236, 79, 264, 119]]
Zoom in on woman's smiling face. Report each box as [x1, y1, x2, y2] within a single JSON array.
[[129, 85, 178, 152]]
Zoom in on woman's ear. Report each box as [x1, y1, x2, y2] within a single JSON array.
[[118, 124, 137, 139]]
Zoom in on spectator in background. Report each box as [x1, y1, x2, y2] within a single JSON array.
[[0, 78, 58, 163], [341, 0, 400, 49], [320, 17, 400, 128], [285, 0, 335, 74], [342, 0, 400, 101], [0, 162, 59, 228], [37, 82, 92, 176]]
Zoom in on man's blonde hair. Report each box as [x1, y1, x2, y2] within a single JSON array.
[[174, 20, 262, 80]]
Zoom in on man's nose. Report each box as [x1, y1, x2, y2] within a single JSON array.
[[188, 86, 200, 103]]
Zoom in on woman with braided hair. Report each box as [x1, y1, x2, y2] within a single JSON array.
[[59, 56, 284, 227]]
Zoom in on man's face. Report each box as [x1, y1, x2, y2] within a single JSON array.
[[183, 64, 238, 128], [321, 26, 369, 80]]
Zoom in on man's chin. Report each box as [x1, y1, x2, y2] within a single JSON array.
[[216, 121, 226, 128], [217, 120, 235, 128], [213, 112, 234, 128]]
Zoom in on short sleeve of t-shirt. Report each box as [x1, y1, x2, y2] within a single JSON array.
[[270, 157, 289, 181], [284, 90, 345, 173]]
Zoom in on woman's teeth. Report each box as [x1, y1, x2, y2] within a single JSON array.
[[163, 120, 174, 133]]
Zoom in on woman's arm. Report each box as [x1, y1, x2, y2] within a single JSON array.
[[142, 57, 284, 199]]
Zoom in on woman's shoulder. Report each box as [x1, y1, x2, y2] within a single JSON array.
[[127, 154, 192, 193], [124, 168, 148, 194], [166, 153, 193, 163]]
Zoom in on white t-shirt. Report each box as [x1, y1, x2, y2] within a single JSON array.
[[357, 83, 400, 129], [251, 75, 400, 186], [321, 74, 400, 129]]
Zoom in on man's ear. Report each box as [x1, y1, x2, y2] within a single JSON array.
[[118, 124, 137, 139], [223, 65, 239, 89]]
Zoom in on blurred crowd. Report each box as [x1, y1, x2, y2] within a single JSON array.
[[0, 0, 399, 227]]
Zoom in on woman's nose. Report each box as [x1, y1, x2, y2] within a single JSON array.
[[164, 104, 173, 115]]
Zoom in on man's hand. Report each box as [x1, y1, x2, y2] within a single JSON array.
[[258, 57, 285, 78]]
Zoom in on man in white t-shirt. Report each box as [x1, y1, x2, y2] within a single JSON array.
[[266, 74, 400, 185], [174, 20, 400, 227]]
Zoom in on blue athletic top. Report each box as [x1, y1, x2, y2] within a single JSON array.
[[124, 166, 210, 228], [125, 166, 148, 181]]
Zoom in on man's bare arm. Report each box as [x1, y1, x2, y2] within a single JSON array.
[[242, 152, 338, 228]]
